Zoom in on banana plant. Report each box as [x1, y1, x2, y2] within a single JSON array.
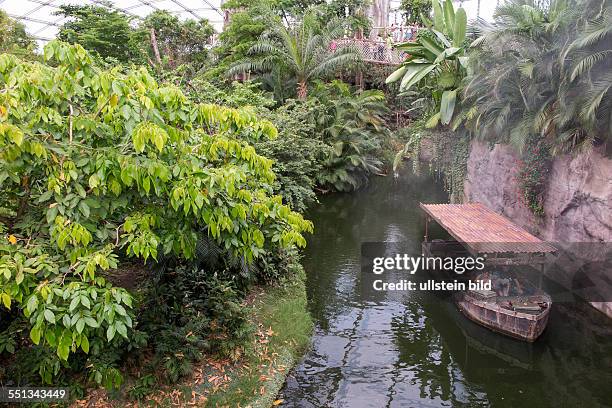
[[386, 0, 469, 128]]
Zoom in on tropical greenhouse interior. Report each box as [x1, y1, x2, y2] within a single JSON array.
[[0, 0, 611, 406]]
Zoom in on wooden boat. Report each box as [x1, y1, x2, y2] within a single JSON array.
[[455, 271, 551, 342], [419, 203, 557, 342]]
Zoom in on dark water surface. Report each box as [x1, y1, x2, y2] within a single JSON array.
[[280, 169, 612, 407]]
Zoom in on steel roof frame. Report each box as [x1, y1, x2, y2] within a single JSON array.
[[6, 0, 224, 42]]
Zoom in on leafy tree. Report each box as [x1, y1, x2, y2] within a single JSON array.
[[312, 81, 387, 191], [0, 41, 312, 385], [386, 0, 468, 128], [184, 78, 328, 210], [211, 0, 275, 82], [55, 3, 141, 63], [0, 10, 36, 57], [135, 10, 214, 73], [319, 0, 371, 32], [400, 0, 433, 24], [258, 100, 331, 210], [228, 9, 359, 99]]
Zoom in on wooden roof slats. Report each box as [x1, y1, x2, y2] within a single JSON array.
[[420, 203, 556, 255]]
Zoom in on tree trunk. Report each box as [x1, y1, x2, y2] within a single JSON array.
[[367, 0, 391, 40], [150, 27, 162, 66], [297, 81, 308, 100]]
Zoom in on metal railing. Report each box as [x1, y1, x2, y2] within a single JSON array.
[[334, 38, 407, 65]]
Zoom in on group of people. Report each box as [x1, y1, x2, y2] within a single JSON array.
[[373, 24, 418, 61], [378, 24, 418, 43]]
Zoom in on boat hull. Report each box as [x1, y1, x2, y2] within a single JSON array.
[[456, 293, 550, 342]]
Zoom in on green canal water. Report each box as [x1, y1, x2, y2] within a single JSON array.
[[280, 169, 612, 407]]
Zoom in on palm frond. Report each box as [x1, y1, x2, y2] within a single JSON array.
[[569, 49, 612, 81]]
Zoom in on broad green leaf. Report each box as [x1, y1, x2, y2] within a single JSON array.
[[80, 295, 90, 309], [433, 0, 445, 32], [153, 132, 164, 151], [37, 190, 53, 203], [435, 47, 461, 63], [400, 64, 429, 90], [88, 174, 100, 189], [57, 338, 70, 361], [79, 201, 90, 218], [115, 321, 127, 339], [75, 183, 87, 198], [1, 293, 10, 309], [10, 127, 23, 146], [333, 142, 344, 156], [425, 112, 441, 128], [431, 29, 451, 48], [401, 64, 437, 91], [81, 335, 89, 353], [420, 37, 444, 57], [69, 296, 80, 311], [26, 295, 38, 314], [114, 304, 127, 316], [84, 317, 98, 328], [30, 326, 41, 344], [443, 0, 455, 34], [386, 66, 408, 84], [76, 318, 85, 334], [440, 89, 458, 125], [44, 309, 55, 324], [107, 324, 116, 341], [453, 8, 467, 47]]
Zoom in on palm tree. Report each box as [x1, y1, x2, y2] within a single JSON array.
[[463, 0, 611, 154], [556, 1, 612, 150], [228, 11, 359, 100], [462, 0, 575, 152]]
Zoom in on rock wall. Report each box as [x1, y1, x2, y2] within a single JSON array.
[[464, 140, 612, 242], [463, 140, 612, 317]]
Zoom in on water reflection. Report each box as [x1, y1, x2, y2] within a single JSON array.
[[280, 169, 612, 407]]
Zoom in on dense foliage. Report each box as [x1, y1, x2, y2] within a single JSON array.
[[135, 10, 215, 73], [0, 10, 35, 57], [387, 0, 468, 129], [0, 41, 312, 387], [56, 4, 139, 63], [0, 2, 397, 399], [400, 0, 433, 25], [312, 81, 387, 191], [464, 0, 612, 154], [228, 9, 359, 99], [56, 4, 214, 78], [186, 78, 387, 207], [392, 0, 611, 210]]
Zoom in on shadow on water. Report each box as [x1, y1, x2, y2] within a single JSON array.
[[279, 168, 612, 408]]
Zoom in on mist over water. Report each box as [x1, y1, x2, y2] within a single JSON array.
[[280, 169, 612, 408]]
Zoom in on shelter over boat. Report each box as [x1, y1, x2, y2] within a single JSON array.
[[420, 203, 556, 265]]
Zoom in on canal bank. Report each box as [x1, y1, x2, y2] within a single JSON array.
[[279, 168, 612, 407]]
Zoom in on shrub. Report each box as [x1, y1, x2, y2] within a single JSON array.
[[0, 40, 312, 386], [516, 136, 551, 216]]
